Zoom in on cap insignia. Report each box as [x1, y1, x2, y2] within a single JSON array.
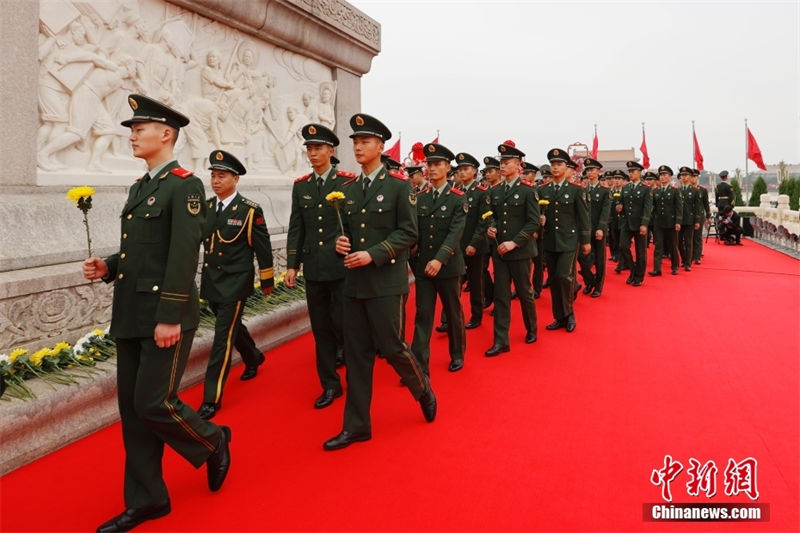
[[308, 125, 317, 135], [355, 115, 364, 126], [215, 152, 223, 161], [129, 97, 138, 111]]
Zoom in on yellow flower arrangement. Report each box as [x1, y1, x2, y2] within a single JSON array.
[[325, 191, 347, 236], [66, 186, 96, 257], [481, 210, 494, 220], [613, 192, 621, 198], [9, 348, 27, 364], [539, 199, 550, 206], [29, 348, 50, 367]]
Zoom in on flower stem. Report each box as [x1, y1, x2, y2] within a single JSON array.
[[83, 211, 93, 258]]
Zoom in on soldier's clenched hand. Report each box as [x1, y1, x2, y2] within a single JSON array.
[[83, 257, 109, 281]]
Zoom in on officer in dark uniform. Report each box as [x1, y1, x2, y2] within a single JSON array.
[[286, 123, 353, 409], [83, 94, 230, 532], [533, 164, 551, 297], [608, 170, 624, 263], [482, 143, 540, 355], [715, 170, 733, 211], [323, 114, 436, 451], [577, 157, 610, 298], [692, 168, 711, 264], [522, 161, 539, 184], [408, 165, 427, 193], [616, 161, 653, 286], [649, 164, 682, 276], [411, 143, 467, 374], [381, 153, 402, 171], [677, 166, 702, 271], [539, 149, 591, 332], [198, 150, 274, 420], [481, 156, 501, 308]]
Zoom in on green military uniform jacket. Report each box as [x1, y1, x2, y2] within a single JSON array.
[[200, 193, 274, 303], [652, 186, 683, 228], [104, 161, 205, 338], [415, 182, 467, 279], [679, 186, 703, 225], [715, 181, 733, 204], [460, 180, 490, 255], [586, 183, 611, 234], [619, 181, 653, 230], [697, 186, 711, 219], [482, 177, 541, 260], [538, 180, 591, 252], [286, 168, 355, 282], [610, 187, 624, 227], [341, 167, 418, 298]]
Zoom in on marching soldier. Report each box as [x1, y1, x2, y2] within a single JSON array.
[[649, 165, 682, 276], [286, 123, 352, 409], [533, 164, 552, 297], [522, 161, 539, 184], [481, 156, 502, 308], [577, 157, 610, 298], [692, 168, 711, 264], [324, 114, 436, 451], [677, 166, 702, 271], [608, 170, 624, 264], [715, 170, 733, 211], [483, 143, 540, 355], [83, 94, 230, 532], [616, 161, 652, 286], [539, 149, 591, 332], [408, 165, 427, 193], [411, 143, 467, 374], [198, 150, 274, 420]]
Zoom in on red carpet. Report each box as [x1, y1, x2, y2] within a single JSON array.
[[2, 239, 798, 532]]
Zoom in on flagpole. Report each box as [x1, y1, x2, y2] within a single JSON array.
[[691, 120, 696, 168], [744, 119, 749, 202]]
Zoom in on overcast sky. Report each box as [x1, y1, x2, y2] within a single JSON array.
[[349, 0, 799, 174]]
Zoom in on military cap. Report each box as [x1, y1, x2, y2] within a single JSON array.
[[719, 170, 729, 178], [331, 155, 340, 166], [381, 153, 402, 169], [626, 160, 644, 171], [613, 169, 629, 180], [547, 148, 570, 163], [349, 113, 392, 140], [406, 165, 424, 177], [423, 143, 455, 162], [121, 94, 189, 129], [483, 156, 500, 169], [498, 143, 526, 159], [302, 123, 339, 146], [522, 162, 540, 174], [678, 166, 693, 176], [583, 157, 603, 169], [567, 159, 578, 169], [208, 150, 247, 175], [455, 152, 480, 168], [657, 164, 673, 176], [539, 164, 552, 177], [692, 168, 700, 176], [644, 171, 658, 180]]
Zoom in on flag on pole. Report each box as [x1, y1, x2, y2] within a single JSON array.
[[591, 125, 598, 158], [693, 130, 704, 171], [384, 138, 401, 162], [746, 127, 767, 170], [639, 126, 650, 169]]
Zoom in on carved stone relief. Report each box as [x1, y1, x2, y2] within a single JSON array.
[[37, 0, 336, 178]]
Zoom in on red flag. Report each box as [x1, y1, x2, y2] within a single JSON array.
[[591, 132, 598, 158], [746, 127, 767, 170], [431, 136, 439, 144], [384, 138, 400, 162], [693, 131, 704, 171], [639, 129, 650, 169]]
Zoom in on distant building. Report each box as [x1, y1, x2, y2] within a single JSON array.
[[598, 148, 636, 171]]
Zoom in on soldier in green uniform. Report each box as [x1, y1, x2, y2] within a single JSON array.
[[197, 150, 274, 420], [608, 170, 624, 264], [481, 156, 501, 308], [691, 168, 711, 264], [539, 149, 591, 332], [576, 157, 610, 298], [323, 114, 436, 451], [483, 143, 540, 355], [456, 152, 489, 328], [677, 166, 702, 271], [649, 165, 682, 276], [715, 170, 733, 211], [616, 161, 653, 286], [285, 124, 353, 409], [533, 164, 552, 297], [83, 94, 230, 532], [411, 143, 467, 374]]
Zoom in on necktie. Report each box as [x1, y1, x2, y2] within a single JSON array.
[[433, 190, 439, 202], [363, 177, 371, 194], [143, 172, 151, 183], [505, 184, 510, 195], [217, 201, 224, 216], [317, 176, 324, 192]]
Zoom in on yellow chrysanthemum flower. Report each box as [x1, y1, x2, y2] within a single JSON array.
[[77, 355, 93, 362], [66, 186, 96, 204], [481, 211, 494, 220], [9, 348, 27, 364], [538, 199, 550, 206], [92, 329, 105, 337], [30, 348, 50, 366], [613, 193, 621, 198], [52, 341, 72, 353], [325, 191, 345, 202]]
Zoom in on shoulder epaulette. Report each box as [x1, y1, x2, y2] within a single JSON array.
[[389, 170, 408, 181], [170, 167, 193, 179], [491, 182, 504, 188], [336, 170, 356, 179], [520, 181, 534, 188], [294, 173, 312, 183], [342, 176, 358, 186], [450, 187, 465, 196], [242, 197, 260, 209], [476, 183, 488, 191]]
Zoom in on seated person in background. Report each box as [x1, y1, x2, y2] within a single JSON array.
[[718, 205, 743, 245]]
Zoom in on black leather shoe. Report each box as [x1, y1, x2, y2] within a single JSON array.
[[335, 346, 345, 368], [610, 255, 618, 262], [546, 319, 564, 330], [96, 502, 171, 533], [510, 290, 518, 299], [207, 426, 231, 492], [671, 268, 679, 275], [314, 387, 343, 409], [614, 267, 623, 274], [694, 259, 701, 265], [582, 284, 593, 295], [483, 299, 493, 309], [240, 353, 266, 381], [525, 331, 537, 344], [485, 344, 510, 357], [648, 271, 661, 277], [435, 323, 448, 333], [448, 359, 464, 372], [591, 289, 601, 298], [684, 265, 691, 272], [534, 290, 541, 299], [419, 387, 437, 422], [465, 319, 481, 329], [323, 430, 371, 451], [632, 280, 643, 287], [565, 314, 577, 333], [625, 275, 634, 284], [197, 402, 221, 420]]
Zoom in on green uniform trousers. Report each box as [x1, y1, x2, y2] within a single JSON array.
[[492, 253, 537, 346], [411, 275, 465, 375], [693, 222, 705, 261], [306, 278, 344, 390], [342, 294, 428, 434], [653, 227, 680, 273], [544, 249, 578, 321], [532, 234, 545, 293], [619, 227, 648, 282], [203, 300, 262, 404], [464, 252, 486, 322], [679, 225, 695, 267], [116, 332, 221, 509], [577, 237, 607, 292]]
